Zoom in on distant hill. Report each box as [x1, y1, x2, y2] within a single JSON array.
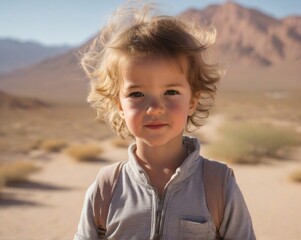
[[0, 38, 71, 74], [0, 90, 50, 109], [0, 2, 300, 103], [0, 45, 88, 103]]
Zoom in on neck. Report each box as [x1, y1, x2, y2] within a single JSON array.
[[135, 136, 187, 172]]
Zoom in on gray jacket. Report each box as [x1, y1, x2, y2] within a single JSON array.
[[74, 136, 256, 240]]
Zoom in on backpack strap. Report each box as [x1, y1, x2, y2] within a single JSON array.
[[92, 161, 125, 236], [202, 158, 234, 239]]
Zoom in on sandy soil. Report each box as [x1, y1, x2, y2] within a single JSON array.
[[232, 160, 301, 240], [0, 138, 128, 240], [0, 117, 300, 240]]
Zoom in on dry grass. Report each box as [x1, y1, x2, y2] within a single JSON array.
[[207, 121, 300, 164], [65, 144, 103, 162], [215, 92, 301, 123], [290, 169, 301, 183], [0, 160, 40, 186], [0, 106, 114, 161], [207, 140, 261, 164], [27, 139, 43, 150], [39, 139, 67, 152], [0, 177, 5, 191]]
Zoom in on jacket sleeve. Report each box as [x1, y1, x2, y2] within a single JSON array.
[[74, 180, 101, 240], [219, 175, 256, 240]]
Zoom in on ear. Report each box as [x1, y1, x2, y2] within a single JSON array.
[[188, 93, 200, 116]]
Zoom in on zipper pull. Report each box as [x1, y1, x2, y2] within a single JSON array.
[[153, 233, 161, 240]]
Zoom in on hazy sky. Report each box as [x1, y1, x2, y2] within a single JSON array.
[[1, 0, 300, 46]]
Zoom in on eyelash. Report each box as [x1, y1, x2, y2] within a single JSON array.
[[165, 90, 180, 95], [128, 90, 180, 98], [128, 92, 144, 98]]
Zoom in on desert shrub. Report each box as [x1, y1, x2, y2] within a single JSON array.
[[0, 160, 40, 184], [40, 139, 67, 152], [65, 144, 103, 162], [111, 137, 132, 148], [207, 140, 261, 164], [207, 122, 300, 164], [27, 139, 43, 150], [290, 169, 301, 183], [0, 177, 5, 191]]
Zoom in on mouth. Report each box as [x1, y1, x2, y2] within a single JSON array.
[[144, 123, 167, 129]]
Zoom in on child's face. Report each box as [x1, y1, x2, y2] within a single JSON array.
[[118, 56, 198, 147]]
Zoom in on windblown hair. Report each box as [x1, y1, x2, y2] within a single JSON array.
[[81, 3, 221, 138]]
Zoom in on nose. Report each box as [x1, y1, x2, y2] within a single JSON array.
[[146, 97, 165, 116]]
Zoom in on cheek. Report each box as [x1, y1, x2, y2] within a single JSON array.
[[125, 101, 145, 114], [166, 98, 191, 114], [121, 100, 145, 122]]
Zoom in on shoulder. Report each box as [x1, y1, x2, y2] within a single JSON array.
[[201, 157, 234, 178], [200, 156, 236, 199], [84, 161, 126, 201], [201, 158, 242, 203], [96, 161, 126, 181]]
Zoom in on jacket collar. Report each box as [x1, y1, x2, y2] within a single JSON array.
[[127, 136, 201, 187]]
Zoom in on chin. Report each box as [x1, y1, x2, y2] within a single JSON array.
[[138, 134, 182, 148]]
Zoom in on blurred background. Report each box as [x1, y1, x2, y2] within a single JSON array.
[[0, 1, 301, 239]]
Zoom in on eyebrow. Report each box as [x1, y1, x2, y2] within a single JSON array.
[[125, 84, 140, 90], [164, 83, 184, 88], [125, 83, 184, 90]]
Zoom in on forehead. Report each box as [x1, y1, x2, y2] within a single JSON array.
[[121, 55, 188, 80]]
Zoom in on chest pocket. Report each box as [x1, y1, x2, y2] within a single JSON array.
[[179, 217, 215, 240]]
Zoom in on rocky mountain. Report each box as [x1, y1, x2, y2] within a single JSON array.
[[179, 2, 301, 66], [0, 38, 71, 74], [0, 2, 300, 103]]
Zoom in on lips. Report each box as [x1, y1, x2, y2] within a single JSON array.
[[144, 123, 167, 129]]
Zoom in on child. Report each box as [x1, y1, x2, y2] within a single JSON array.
[[75, 3, 256, 240]]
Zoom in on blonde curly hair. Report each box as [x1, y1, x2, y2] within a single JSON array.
[[81, 3, 221, 139]]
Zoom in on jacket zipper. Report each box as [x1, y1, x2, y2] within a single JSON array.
[[152, 172, 179, 239], [154, 190, 166, 240]]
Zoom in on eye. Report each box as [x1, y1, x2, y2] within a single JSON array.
[[129, 92, 144, 98], [165, 90, 180, 95]]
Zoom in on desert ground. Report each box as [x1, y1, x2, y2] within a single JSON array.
[[0, 92, 300, 240]]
